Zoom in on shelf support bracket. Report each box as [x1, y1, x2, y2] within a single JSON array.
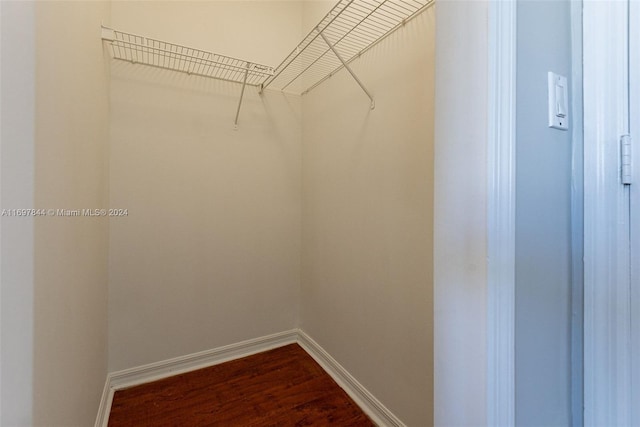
[[101, 25, 115, 42], [234, 62, 250, 129], [318, 29, 375, 110]]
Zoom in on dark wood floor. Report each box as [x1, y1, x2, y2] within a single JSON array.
[[108, 343, 375, 426]]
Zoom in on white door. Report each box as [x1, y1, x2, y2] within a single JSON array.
[[583, 1, 637, 425]]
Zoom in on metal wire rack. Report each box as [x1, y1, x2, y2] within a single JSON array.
[[262, 0, 433, 108], [101, 26, 274, 127], [101, 0, 432, 119]]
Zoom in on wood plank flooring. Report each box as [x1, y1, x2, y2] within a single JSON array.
[[108, 343, 375, 426]]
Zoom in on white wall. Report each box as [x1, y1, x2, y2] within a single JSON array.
[[0, 2, 494, 425], [1, 2, 36, 425], [1, 1, 111, 425], [111, 1, 302, 68], [299, 3, 435, 425], [32, 2, 111, 425], [433, 2, 578, 425], [515, 1, 574, 425], [434, 1, 489, 425], [108, 1, 303, 371]]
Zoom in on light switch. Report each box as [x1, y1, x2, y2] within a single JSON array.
[[548, 72, 569, 130]]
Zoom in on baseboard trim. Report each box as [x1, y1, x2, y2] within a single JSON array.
[[95, 329, 404, 427], [94, 329, 298, 427], [297, 330, 406, 427], [95, 370, 114, 427]]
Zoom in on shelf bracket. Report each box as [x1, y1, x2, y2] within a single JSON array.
[[234, 63, 250, 129], [101, 25, 115, 42], [318, 28, 375, 110]]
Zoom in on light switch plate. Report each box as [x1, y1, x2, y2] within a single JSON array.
[[548, 71, 569, 130]]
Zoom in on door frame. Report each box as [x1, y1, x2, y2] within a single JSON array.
[[486, 0, 516, 425], [583, 1, 634, 425], [629, 1, 640, 424]]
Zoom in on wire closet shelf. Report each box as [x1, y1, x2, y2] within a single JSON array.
[[101, 27, 274, 86], [101, 26, 274, 127], [101, 0, 432, 121], [262, 0, 433, 101]]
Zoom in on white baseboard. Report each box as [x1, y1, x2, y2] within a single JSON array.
[[95, 329, 298, 427], [297, 330, 406, 427], [95, 329, 404, 427]]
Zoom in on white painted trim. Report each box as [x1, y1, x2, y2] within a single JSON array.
[[569, 1, 585, 425], [0, 1, 4, 421], [297, 330, 405, 427], [94, 373, 113, 427], [583, 1, 632, 426], [94, 330, 298, 427], [486, 0, 516, 425], [95, 329, 404, 427], [630, 2, 640, 425]]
